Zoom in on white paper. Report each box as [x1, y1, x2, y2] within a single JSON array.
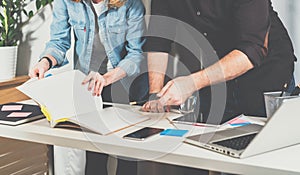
[[17, 70, 149, 135], [17, 70, 103, 121]]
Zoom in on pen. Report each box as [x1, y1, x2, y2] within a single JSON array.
[[129, 99, 147, 106], [175, 121, 218, 128], [280, 83, 288, 97], [290, 84, 300, 96], [193, 123, 219, 128], [166, 117, 179, 129]]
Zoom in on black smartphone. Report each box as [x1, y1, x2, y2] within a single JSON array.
[[123, 127, 164, 141]]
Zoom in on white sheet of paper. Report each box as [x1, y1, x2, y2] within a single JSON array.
[[17, 70, 103, 121]]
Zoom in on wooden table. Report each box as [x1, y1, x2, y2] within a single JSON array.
[[0, 76, 49, 175]]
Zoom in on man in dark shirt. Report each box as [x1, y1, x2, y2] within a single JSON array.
[[142, 0, 296, 123]]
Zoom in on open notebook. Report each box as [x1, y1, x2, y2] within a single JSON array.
[[17, 70, 150, 135]]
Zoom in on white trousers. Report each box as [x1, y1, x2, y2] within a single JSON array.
[[54, 146, 118, 175]]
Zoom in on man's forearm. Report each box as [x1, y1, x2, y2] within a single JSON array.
[[191, 49, 254, 90], [148, 52, 169, 93]]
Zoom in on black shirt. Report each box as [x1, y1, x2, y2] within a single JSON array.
[[145, 0, 296, 122]]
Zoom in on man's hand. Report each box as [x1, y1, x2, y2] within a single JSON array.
[[142, 75, 197, 112], [142, 100, 165, 113], [157, 75, 197, 106], [142, 93, 168, 113], [82, 71, 107, 96], [28, 59, 50, 79]]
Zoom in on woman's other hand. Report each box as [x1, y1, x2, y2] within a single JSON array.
[[82, 71, 107, 96]]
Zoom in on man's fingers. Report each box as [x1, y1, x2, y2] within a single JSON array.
[[142, 102, 149, 112], [157, 102, 165, 113], [157, 81, 173, 97], [149, 101, 158, 113]]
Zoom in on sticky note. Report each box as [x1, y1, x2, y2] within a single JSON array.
[[228, 117, 250, 127], [160, 129, 188, 137], [230, 123, 251, 127], [45, 74, 53, 78], [7, 112, 32, 118], [1, 105, 23, 111]]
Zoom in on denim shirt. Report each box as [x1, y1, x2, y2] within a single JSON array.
[[41, 0, 145, 76]]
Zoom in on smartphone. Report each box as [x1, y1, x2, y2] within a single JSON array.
[[123, 127, 164, 141]]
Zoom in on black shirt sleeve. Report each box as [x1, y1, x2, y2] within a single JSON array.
[[143, 0, 176, 53], [232, 0, 270, 67]]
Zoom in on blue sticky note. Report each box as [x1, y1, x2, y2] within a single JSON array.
[[230, 122, 251, 127], [45, 74, 53, 78], [160, 129, 188, 137]]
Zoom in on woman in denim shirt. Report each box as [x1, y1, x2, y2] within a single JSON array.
[[29, 0, 145, 174], [30, 0, 145, 95]]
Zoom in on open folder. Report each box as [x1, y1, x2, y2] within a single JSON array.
[[17, 70, 150, 135]]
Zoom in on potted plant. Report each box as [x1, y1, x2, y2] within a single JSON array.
[[0, 0, 53, 82]]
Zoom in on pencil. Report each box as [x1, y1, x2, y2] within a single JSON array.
[[280, 83, 288, 97], [129, 100, 147, 106]]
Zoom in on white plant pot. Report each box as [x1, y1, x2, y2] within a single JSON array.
[[0, 46, 18, 82]]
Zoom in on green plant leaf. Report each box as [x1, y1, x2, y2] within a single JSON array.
[[23, 9, 28, 17], [36, 0, 41, 10], [0, 13, 4, 21], [41, 0, 47, 6], [0, 0, 53, 46], [28, 10, 34, 18], [0, 40, 4, 47]]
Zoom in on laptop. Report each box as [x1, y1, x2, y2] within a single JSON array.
[[185, 97, 300, 158]]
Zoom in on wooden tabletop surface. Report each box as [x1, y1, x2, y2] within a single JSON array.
[[0, 76, 30, 104]]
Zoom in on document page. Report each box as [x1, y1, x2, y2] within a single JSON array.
[[17, 70, 103, 122]]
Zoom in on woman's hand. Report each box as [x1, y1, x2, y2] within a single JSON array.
[[82, 71, 107, 96], [28, 59, 51, 79]]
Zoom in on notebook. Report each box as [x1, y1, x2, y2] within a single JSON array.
[[17, 70, 150, 135], [0, 102, 44, 125], [185, 97, 300, 158]]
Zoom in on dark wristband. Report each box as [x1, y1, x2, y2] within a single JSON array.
[[39, 56, 53, 70], [148, 93, 159, 101]]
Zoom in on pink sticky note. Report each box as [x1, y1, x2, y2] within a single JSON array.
[[228, 118, 249, 124], [1, 105, 23, 111], [7, 112, 32, 118]]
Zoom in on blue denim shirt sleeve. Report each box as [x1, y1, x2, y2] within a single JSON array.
[[117, 0, 146, 77], [39, 0, 71, 67]]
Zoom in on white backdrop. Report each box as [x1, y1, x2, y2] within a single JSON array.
[[272, 0, 300, 83]]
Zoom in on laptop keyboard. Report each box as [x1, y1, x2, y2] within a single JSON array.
[[213, 133, 257, 150]]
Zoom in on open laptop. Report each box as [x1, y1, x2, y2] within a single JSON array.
[[185, 97, 300, 158]]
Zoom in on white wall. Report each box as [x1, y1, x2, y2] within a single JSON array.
[[272, 0, 300, 84], [17, 5, 52, 76], [18, 3, 72, 76]]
